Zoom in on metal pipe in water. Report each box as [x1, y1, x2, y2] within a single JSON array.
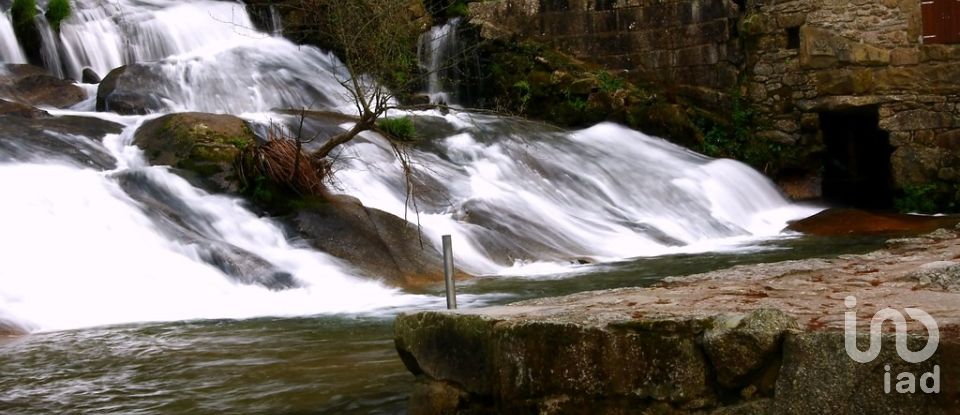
[[442, 235, 457, 310]]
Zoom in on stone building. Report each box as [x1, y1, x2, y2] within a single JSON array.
[[470, 0, 960, 209]]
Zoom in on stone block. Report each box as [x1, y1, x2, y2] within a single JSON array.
[[880, 109, 956, 131], [676, 44, 720, 66], [890, 48, 920, 66], [891, 144, 943, 187], [703, 309, 799, 389], [800, 26, 842, 69]]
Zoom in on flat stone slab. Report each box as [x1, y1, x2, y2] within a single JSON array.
[[396, 228, 960, 414]]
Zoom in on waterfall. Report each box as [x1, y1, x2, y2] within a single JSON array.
[[0, 113, 436, 333], [0, 11, 27, 64], [0, 0, 822, 332], [267, 5, 283, 36], [335, 117, 821, 275], [418, 18, 461, 105], [35, 15, 66, 79], [37, 0, 270, 80]]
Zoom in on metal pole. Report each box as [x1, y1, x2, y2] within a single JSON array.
[[442, 234, 457, 310]]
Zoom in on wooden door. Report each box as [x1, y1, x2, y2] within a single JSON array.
[[922, 0, 959, 44]]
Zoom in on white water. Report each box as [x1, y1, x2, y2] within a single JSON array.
[[0, 11, 27, 64], [0, 114, 437, 333], [0, 0, 822, 332], [336, 117, 821, 275], [418, 18, 460, 105], [36, 16, 66, 79]]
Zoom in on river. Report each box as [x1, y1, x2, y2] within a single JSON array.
[[0, 1, 853, 413]]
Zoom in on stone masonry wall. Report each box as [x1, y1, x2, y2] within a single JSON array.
[[469, 0, 743, 105], [744, 0, 960, 202]]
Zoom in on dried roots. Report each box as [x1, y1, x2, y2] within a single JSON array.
[[236, 125, 330, 197]]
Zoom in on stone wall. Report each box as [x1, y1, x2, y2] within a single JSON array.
[[469, 0, 742, 105], [743, 0, 960, 205]]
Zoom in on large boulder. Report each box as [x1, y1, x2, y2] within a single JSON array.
[[0, 64, 86, 108], [291, 195, 465, 288], [81, 68, 101, 84], [133, 112, 258, 192], [96, 65, 167, 114]]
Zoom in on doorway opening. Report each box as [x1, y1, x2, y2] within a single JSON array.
[[819, 106, 894, 209]]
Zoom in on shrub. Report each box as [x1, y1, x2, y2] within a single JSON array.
[[11, 0, 36, 29], [894, 184, 940, 214], [45, 0, 71, 32], [377, 116, 416, 141], [445, 1, 469, 19], [595, 70, 624, 94]]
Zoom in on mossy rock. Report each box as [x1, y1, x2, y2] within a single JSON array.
[[480, 40, 699, 145], [134, 112, 257, 193]]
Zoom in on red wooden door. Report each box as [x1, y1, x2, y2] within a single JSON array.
[[922, 0, 958, 44]]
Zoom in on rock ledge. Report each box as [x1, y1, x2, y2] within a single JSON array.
[[396, 230, 960, 414]]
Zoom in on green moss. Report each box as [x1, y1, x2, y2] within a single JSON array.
[[45, 0, 71, 32], [479, 40, 697, 143], [377, 116, 417, 141]]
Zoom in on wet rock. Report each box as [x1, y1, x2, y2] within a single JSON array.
[[408, 380, 465, 415], [134, 112, 257, 193], [910, 261, 960, 292], [0, 98, 48, 118], [0, 64, 86, 108], [81, 68, 101, 84], [96, 65, 166, 114], [0, 317, 30, 336], [0, 107, 121, 168], [395, 311, 716, 413], [291, 195, 462, 288], [396, 230, 960, 413], [787, 208, 960, 236], [115, 169, 301, 290], [772, 331, 952, 415], [204, 245, 299, 290], [703, 309, 798, 389]]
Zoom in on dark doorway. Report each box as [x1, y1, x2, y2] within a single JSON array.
[[820, 106, 894, 209]]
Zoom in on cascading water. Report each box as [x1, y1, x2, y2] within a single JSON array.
[[267, 4, 283, 36], [41, 0, 284, 81], [0, 11, 27, 65], [0, 112, 438, 333], [0, 0, 822, 334], [335, 116, 821, 275], [35, 15, 66, 79], [418, 18, 461, 105]]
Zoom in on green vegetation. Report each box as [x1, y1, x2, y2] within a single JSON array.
[[445, 1, 470, 19], [697, 91, 756, 161], [10, 0, 41, 62], [595, 70, 624, 94], [377, 116, 416, 141], [694, 90, 804, 175], [45, 0, 71, 32], [893, 184, 940, 213], [11, 0, 36, 28]]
